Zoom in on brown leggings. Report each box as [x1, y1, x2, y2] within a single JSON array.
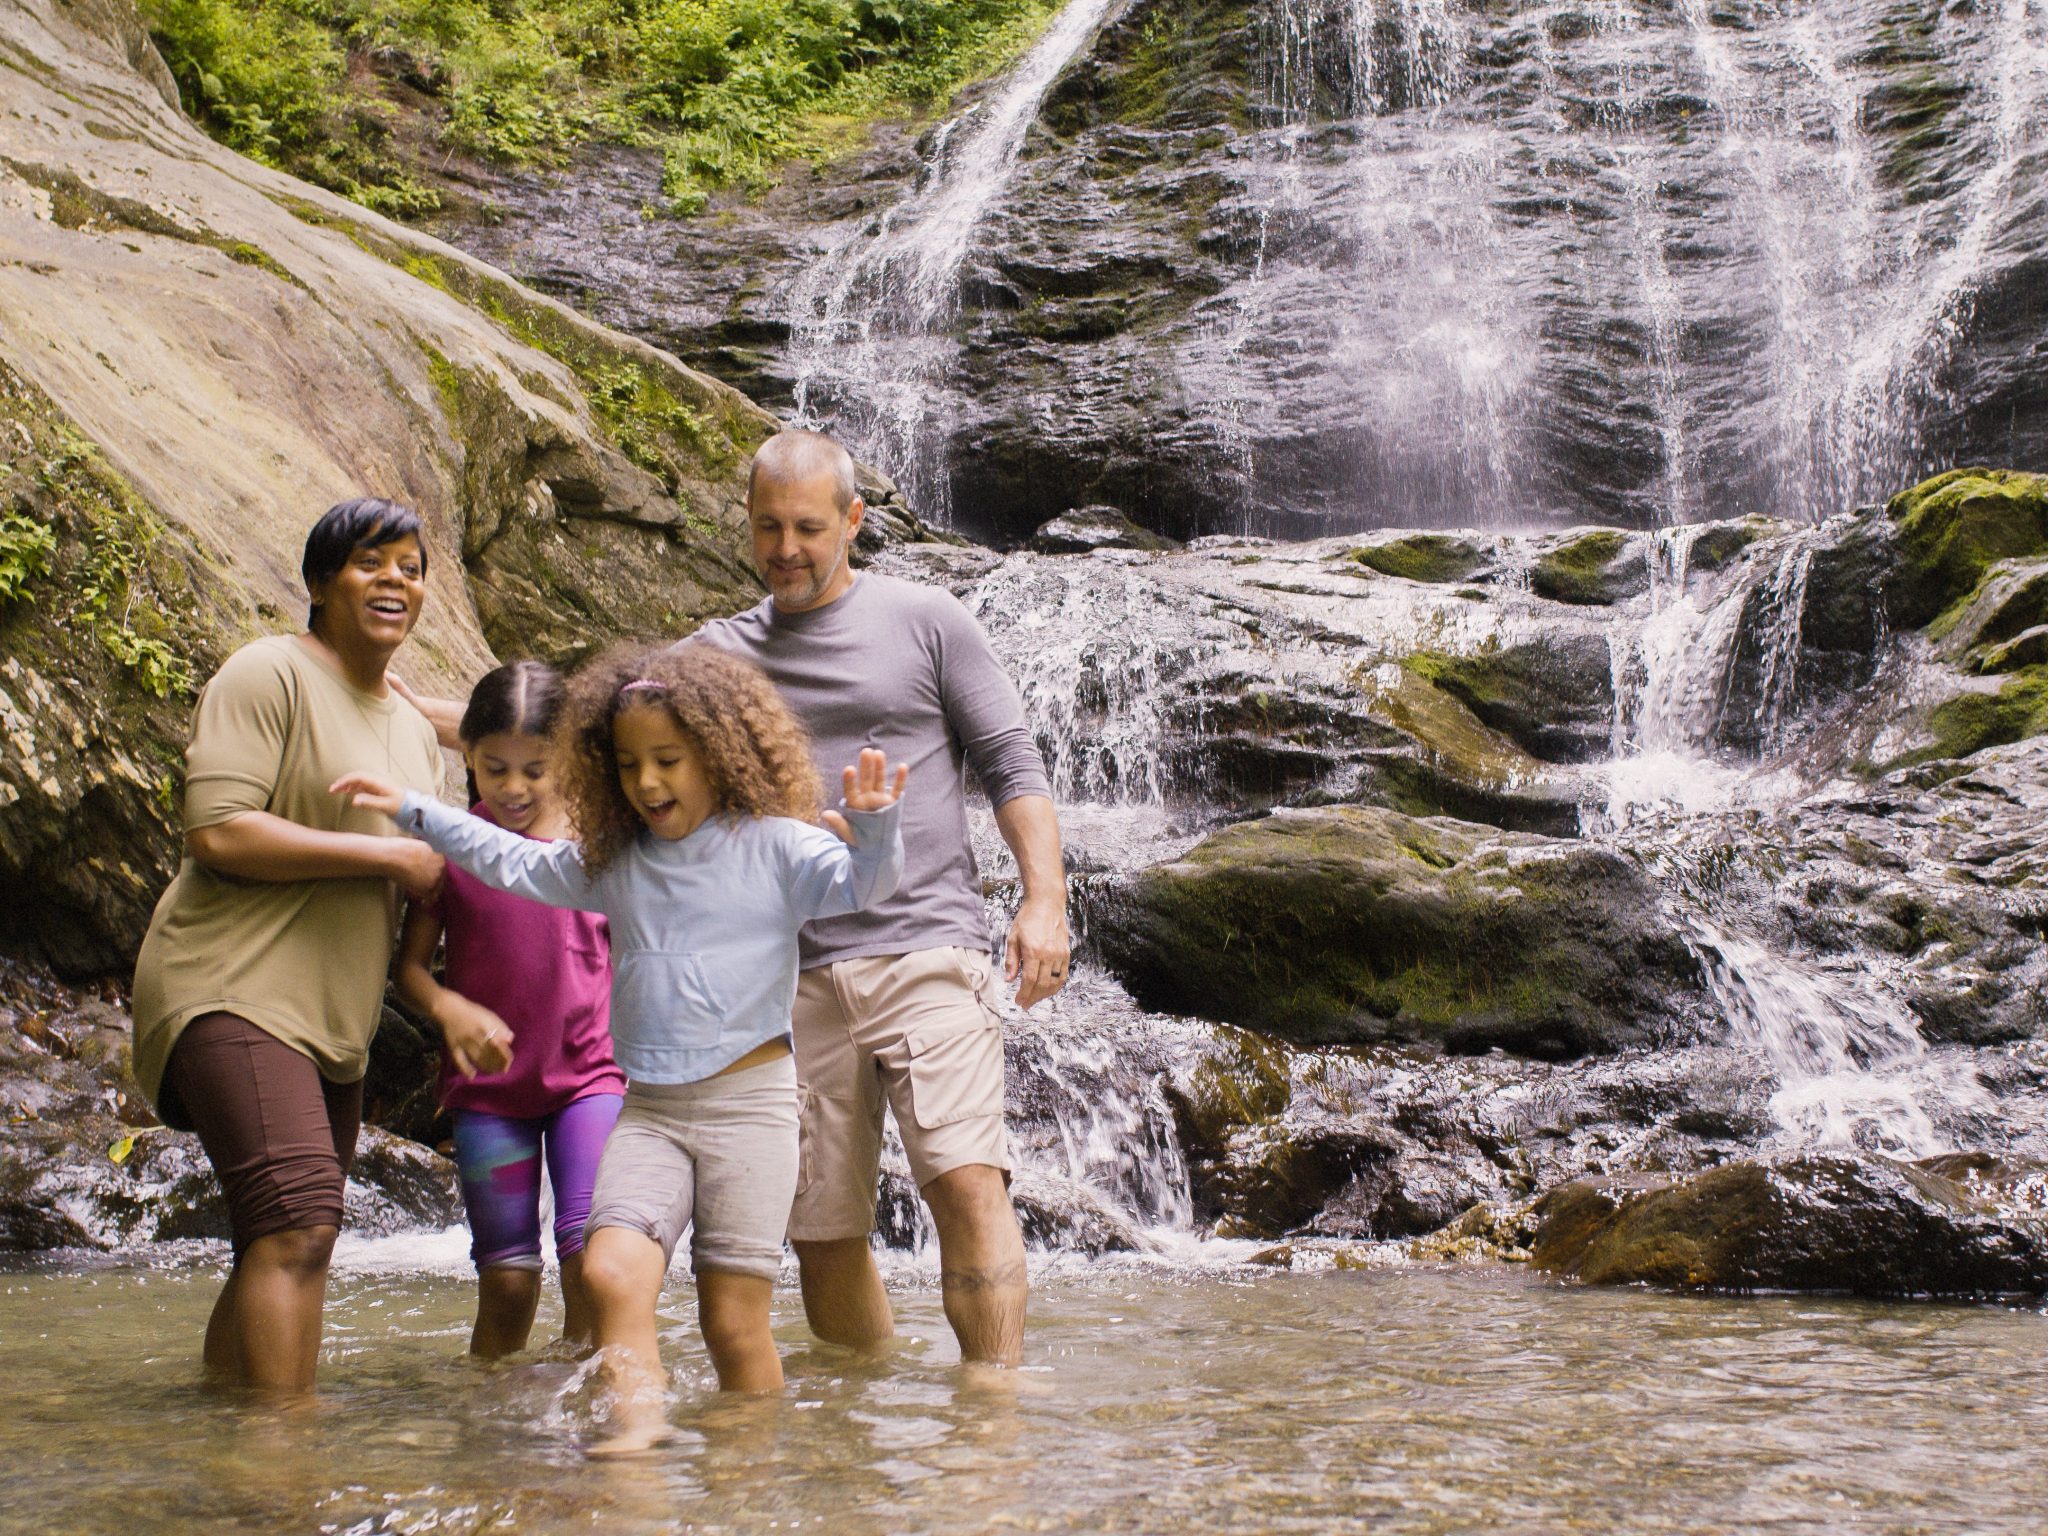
[[163, 1013, 362, 1257]]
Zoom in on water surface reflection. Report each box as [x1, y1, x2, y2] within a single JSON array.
[[4, 1246, 2044, 1534]]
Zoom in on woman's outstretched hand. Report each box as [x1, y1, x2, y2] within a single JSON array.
[[823, 748, 908, 845]]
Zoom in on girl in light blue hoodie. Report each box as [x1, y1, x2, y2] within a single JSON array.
[[337, 642, 904, 1454]]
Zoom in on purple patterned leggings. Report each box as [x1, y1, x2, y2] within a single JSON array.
[[450, 1092, 623, 1272]]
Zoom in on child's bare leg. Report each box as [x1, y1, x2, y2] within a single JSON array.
[[559, 1252, 596, 1351], [697, 1270, 782, 1393], [471, 1266, 542, 1359], [583, 1225, 672, 1455]]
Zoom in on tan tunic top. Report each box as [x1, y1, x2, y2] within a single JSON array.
[[131, 635, 443, 1117]]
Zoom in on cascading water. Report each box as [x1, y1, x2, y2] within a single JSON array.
[[782, 0, 1120, 523]]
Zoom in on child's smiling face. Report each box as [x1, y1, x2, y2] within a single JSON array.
[[613, 705, 719, 840], [466, 730, 555, 836]]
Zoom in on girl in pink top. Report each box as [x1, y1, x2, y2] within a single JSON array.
[[395, 661, 625, 1357]]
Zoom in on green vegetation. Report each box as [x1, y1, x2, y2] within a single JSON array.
[[139, 0, 1060, 217], [0, 513, 57, 604]]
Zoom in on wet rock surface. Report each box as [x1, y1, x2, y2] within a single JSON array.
[[0, 961, 459, 1251], [1529, 1155, 2048, 1297], [1094, 804, 1705, 1056], [437, 0, 2048, 544]]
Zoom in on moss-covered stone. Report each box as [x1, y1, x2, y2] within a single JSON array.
[[1886, 467, 2048, 632], [1360, 662, 1547, 791], [1530, 1155, 2048, 1297], [1529, 529, 1647, 606], [1401, 637, 1615, 763], [1905, 667, 2048, 766], [1095, 805, 1705, 1057], [1345, 534, 1485, 584], [1686, 519, 1770, 572]]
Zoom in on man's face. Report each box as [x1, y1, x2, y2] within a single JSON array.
[[749, 471, 863, 612]]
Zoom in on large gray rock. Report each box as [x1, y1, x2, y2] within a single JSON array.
[[1093, 804, 1706, 1057], [0, 0, 778, 974]]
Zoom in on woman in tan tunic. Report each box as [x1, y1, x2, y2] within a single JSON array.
[[131, 498, 446, 1394]]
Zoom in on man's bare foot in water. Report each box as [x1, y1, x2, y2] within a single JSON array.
[[955, 1360, 1054, 1397]]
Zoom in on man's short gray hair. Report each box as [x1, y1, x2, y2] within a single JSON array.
[[748, 429, 860, 513]]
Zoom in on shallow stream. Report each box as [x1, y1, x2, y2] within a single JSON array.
[[7, 1240, 2046, 1534]]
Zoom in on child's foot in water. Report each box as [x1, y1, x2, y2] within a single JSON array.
[[585, 1407, 676, 1459]]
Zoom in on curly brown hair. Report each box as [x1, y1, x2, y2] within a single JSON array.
[[554, 642, 822, 875]]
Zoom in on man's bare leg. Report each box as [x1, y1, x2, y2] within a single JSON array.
[[791, 1236, 895, 1351], [581, 1226, 672, 1456], [924, 1165, 1026, 1366]]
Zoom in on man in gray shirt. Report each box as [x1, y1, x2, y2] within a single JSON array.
[[689, 429, 1068, 1368]]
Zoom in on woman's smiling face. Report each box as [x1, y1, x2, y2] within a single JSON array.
[[311, 534, 426, 655], [612, 705, 718, 840]]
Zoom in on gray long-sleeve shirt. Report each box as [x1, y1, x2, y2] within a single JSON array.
[[690, 571, 1052, 969]]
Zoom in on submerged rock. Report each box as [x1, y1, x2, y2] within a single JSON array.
[[1530, 1155, 2048, 1297], [1096, 805, 1705, 1056]]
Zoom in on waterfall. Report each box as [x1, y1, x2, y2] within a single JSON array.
[[1683, 918, 1991, 1157], [783, 0, 1119, 524]]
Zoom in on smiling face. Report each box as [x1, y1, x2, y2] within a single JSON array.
[[612, 704, 719, 840], [310, 534, 426, 658], [465, 730, 558, 836], [749, 470, 864, 613]]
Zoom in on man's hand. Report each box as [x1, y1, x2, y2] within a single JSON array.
[[439, 994, 513, 1078], [823, 748, 908, 843], [1006, 894, 1071, 1010], [387, 674, 467, 753]]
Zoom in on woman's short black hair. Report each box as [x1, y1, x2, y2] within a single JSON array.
[[302, 497, 427, 626]]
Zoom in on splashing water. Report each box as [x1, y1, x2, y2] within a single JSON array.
[[1683, 919, 1991, 1156]]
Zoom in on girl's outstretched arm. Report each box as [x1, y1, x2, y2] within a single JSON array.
[[332, 774, 602, 911]]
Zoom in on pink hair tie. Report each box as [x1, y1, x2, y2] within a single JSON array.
[[619, 678, 665, 694]]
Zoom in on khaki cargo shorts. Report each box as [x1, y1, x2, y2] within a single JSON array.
[[788, 944, 1010, 1242]]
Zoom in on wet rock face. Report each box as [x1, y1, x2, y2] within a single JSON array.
[[1529, 1155, 2048, 1297], [1095, 804, 1706, 1056]]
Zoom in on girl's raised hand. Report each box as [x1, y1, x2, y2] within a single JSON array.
[[823, 747, 908, 844], [329, 771, 406, 818]]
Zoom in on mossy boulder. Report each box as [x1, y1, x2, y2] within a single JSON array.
[[1899, 667, 2048, 768], [1401, 636, 1615, 763], [1886, 468, 2048, 632], [1531, 1155, 2048, 1297], [1345, 534, 1485, 585], [1094, 806, 1705, 1057], [1529, 529, 1648, 606]]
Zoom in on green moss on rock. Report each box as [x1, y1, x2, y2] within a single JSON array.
[[1886, 467, 2048, 632], [1529, 529, 1645, 606], [1094, 805, 1704, 1057], [1345, 534, 1484, 584]]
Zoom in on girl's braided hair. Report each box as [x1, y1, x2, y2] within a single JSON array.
[[554, 641, 821, 875]]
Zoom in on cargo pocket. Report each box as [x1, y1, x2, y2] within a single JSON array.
[[903, 1020, 1005, 1130]]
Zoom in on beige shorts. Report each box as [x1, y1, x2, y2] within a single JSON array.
[[788, 945, 1010, 1242], [584, 1055, 798, 1281]]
